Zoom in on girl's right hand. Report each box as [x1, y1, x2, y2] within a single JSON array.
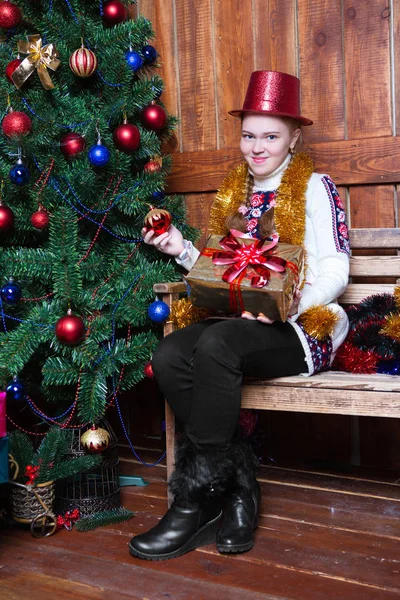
[[141, 224, 185, 257]]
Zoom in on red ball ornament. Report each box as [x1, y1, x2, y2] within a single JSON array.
[[144, 207, 172, 235], [0, 1, 22, 29], [60, 132, 86, 158], [2, 110, 32, 137], [69, 46, 98, 78], [113, 122, 140, 153], [55, 310, 86, 345], [0, 204, 14, 232], [144, 159, 162, 174], [102, 0, 127, 25], [143, 361, 154, 378], [141, 104, 167, 132], [5, 58, 22, 82], [31, 207, 49, 230]]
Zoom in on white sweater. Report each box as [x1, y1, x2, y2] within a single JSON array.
[[176, 156, 350, 375]]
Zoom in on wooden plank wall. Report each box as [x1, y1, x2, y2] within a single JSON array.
[[136, 0, 400, 470]]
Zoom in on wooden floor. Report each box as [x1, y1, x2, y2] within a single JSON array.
[[1, 447, 400, 600]]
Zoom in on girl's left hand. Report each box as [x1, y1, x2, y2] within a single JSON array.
[[241, 311, 274, 324]]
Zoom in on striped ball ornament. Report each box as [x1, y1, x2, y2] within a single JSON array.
[[69, 47, 98, 78]]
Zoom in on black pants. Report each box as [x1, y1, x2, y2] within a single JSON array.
[[152, 318, 306, 450]]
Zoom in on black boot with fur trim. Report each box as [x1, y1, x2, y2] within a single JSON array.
[[128, 435, 236, 561], [216, 440, 261, 554]]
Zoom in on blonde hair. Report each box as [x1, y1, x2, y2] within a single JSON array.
[[225, 116, 301, 237]]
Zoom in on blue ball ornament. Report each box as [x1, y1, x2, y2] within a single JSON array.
[[125, 50, 143, 72], [1, 279, 22, 304], [9, 160, 30, 186], [142, 44, 157, 64], [152, 190, 165, 200], [6, 377, 25, 402], [88, 143, 110, 167], [148, 299, 170, 323]]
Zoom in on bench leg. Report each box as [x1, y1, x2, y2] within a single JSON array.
[[165, 400, 176, 507]]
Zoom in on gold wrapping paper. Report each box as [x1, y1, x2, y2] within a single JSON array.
[[185, 234, 304, 322]]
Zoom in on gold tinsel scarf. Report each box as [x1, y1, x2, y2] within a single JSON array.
[[173, 153, 339, 339]]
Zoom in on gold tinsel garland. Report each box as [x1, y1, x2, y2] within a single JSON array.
[[394, 285, 400, 310], [297, 305, 339, 340], [208, 153, 314, 245], [208, 163, 248, 235], [380, 313, 400, 342], [273, 152, 313, 245], [170, 297, 214, 330]]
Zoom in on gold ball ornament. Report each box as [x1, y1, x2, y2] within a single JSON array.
[[81, 425, 110, 453]]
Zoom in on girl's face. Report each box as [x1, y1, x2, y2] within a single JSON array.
[[240, 114, 301, 178]]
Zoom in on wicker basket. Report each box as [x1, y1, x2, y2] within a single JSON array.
[[11, 480, 55, 524]]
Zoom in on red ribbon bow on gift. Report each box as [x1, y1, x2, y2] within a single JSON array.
[[211, 230, 286, 288]]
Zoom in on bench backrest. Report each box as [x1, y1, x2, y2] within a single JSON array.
[[340, 228, 400, 305]]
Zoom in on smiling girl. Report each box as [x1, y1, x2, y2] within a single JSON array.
[[129, 71, 350, 561]]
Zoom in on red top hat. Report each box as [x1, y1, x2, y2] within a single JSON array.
[[229, 70, 313, 126]]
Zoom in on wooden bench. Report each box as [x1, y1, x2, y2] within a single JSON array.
[[154, 227, 400, 485]]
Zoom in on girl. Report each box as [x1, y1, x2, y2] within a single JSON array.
[[129, 71, 350, 561]]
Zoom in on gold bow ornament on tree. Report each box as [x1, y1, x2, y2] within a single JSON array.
[[11, 34, 60, 90]]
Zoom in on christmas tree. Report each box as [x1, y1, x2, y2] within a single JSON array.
[[0, 1, 195, 436]]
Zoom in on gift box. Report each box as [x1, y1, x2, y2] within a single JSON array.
[[185, 232, 304, 322], [0, 436, 8, 484]]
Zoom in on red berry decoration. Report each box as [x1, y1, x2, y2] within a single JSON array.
[[31, 207, 49, 230], [69, 46, 98, 78], [102, 0, 127, 25], [113, 122, 140, 153], [55, 310, 86, 345], [144, 159, 162, 174], [141, 104, 167, 132], [2, 110, 32, 137], [0, 203, 14, 232], [0, 1, 22, 29], [143, 361, 154, 378], [60, 132, 86, 158], [5, 58, 22, 82], [144, 207, 172, 235]]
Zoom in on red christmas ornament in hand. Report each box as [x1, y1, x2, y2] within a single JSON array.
[[60, 132, 86, 158], [31, 207, 49, 230], [2, 110, 32, 137], [144, 207, 172, 235], [141, 104, 167, 132], [0, 204, 14, 231], [5, 58, 22, 82], [0, 1, 22, 29], [102, 0, 127, 25], [69, 47, 98, 78], [55, 310, 86, 345], [113, 122, 140, 153]]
